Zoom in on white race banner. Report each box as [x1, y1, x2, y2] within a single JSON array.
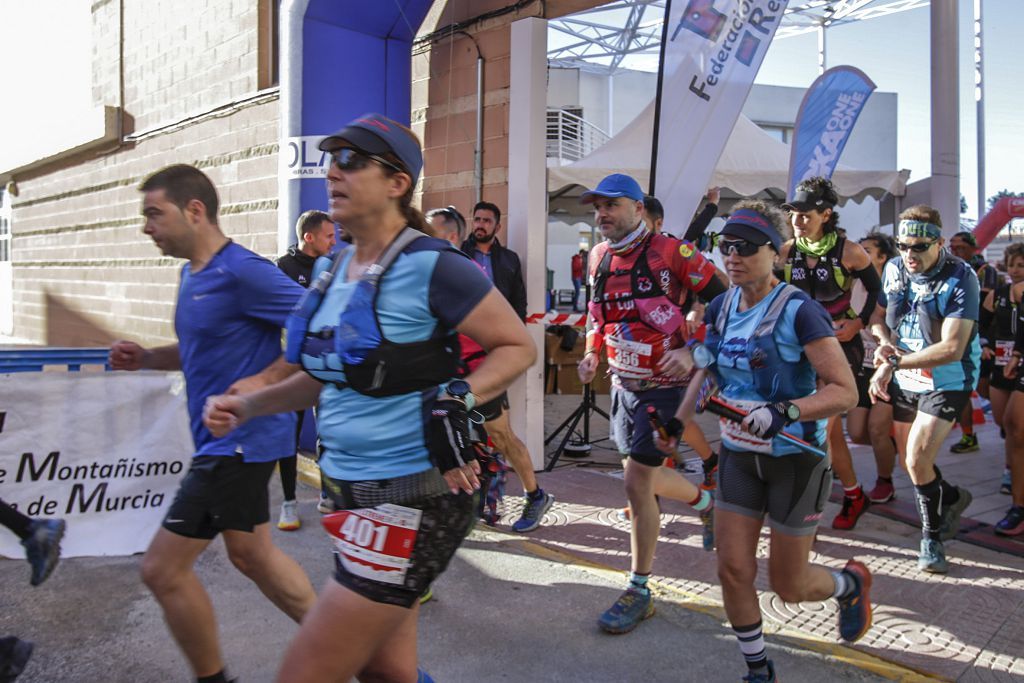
[[0, 372, 193, 558], [654, 0, 788, 231]]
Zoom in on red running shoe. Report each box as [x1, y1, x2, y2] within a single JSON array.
[[832, 488, 870, 530]]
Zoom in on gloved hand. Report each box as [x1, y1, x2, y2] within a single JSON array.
[[741, 403, 788, 439], [426, 398, 478, 492]]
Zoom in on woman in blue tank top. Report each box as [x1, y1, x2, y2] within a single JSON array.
[[203, 113, 535, 682]]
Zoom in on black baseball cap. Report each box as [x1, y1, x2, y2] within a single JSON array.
[[319, 113, 423, 185], [782, 186, 836, 212]]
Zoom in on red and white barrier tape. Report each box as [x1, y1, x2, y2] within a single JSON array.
[[525, 312, 588, 326]]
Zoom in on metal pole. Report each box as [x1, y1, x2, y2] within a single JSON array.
[[475, 54, 484, 205], [975, 0, 986, 222], [818, 24, 826, 75], [930, 0, 961, 236]]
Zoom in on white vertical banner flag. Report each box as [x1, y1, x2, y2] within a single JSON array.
[[653, 0, 789, 232], [0, 372, 193, 558]]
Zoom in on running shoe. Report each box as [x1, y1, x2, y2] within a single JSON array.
[[741, 661, 777, 683], [867, 478, 895, 504], [939, 486, 972, 541], [1000, 469, 1012, 496], [995, 506, 1024, 536], [317, 493, 335, 514], [21, 518, 65, 587], [615, 506, 631, 523], [419, 587, 433, 605], [836, 560, 873, 642], [597, 586, 654, 634], [918, 538, 949, 574], [277, 500, 300, 531], [950, 433, 979, 454], [512, 491, 554, 533], [699, 504, 715, 552], [831, 488, 869, 530], [0, 636, 33, 682]]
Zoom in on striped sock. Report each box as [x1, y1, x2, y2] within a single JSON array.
[[733, 620, 768, 672]]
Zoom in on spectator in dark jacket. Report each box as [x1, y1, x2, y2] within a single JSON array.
[[461, 201, 528, 321], [276, 210, 336, 287]]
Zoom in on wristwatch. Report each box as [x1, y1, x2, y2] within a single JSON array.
[[776, 400, 801, 425], [886, 354, 901, 371], [444, 379, 476, 410]]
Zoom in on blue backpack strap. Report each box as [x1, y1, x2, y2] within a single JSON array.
[[753, 284, 801, 339], [714, 286, 739, 336]]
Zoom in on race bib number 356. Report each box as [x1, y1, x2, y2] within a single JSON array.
[[322, 504, 422, 585]]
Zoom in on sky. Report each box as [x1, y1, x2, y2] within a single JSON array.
[[756, 0, 1021, 220]]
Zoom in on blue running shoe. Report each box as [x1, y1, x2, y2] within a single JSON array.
[[0, 636, 34, 682], [939, 486, 972, 541], [512, 491, 553, 533], [836, 560, 872, 642], [699, 504, 715, 552], [21, 518, 65, 587], [742, 660, 776, 682], [598, 587, 654, 634], [995, 506, 1024, 537], [918, 538, 948, 574], [416, 668, 435, 683]]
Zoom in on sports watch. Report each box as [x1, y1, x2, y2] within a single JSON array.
[[886, 354, 901, 371], [444, 379, 476, 410], [777, 400, 801, 425]]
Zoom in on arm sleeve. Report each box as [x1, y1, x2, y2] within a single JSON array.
[[666, 237, 719, 301], [852, 264, 881, 326], [683, 202, 718, 243], [794, 298, 837, 346], [429, 250, 495, 330], [237, 254, 306, 327]]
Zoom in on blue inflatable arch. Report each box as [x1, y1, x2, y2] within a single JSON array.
[[278, 0, 434, 250]]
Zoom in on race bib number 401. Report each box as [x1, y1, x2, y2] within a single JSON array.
[[322, 504, 422, 585]]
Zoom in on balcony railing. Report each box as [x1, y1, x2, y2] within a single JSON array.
[[546, 108, 610, 165]]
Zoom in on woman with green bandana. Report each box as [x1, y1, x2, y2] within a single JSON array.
[[779, 177, 882, 532]]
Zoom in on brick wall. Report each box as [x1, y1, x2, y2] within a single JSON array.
[[9, 0, 279, 346]]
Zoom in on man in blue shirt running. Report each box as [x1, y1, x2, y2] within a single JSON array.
[[109, 164, 315, 683], [869, 204, 979, 575]]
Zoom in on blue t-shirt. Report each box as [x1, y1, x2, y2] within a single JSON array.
[[304, 239, 493, 481], [471, 249, 494, 281], [706, 283, 835, 456], [879, 255, 981, 392], [175, 242, 305, 461]]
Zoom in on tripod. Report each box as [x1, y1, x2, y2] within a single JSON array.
[[544, 380, 609, 471]]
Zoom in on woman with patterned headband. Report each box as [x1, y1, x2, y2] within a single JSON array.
[[869, 204, 980, 574]]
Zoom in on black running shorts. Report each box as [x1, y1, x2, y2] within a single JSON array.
[[890, 384, 971, 424], [609, 385, 683, 467], [163, 455, 277, 540], [324, 472, 477, 608], [717, 445, 832, 536]]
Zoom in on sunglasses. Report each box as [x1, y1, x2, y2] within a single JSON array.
[[896, 240, 937, 253], [330, 148, 404, 175], [718, 239, 762, 257]]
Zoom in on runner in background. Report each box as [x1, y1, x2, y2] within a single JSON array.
[[855, 232, 904, 503], [948, 231, 1002, 453], [779, 177, 881, 531], [981, 242, 1024, 497]]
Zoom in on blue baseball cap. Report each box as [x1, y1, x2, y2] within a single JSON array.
[[580, 173, 645, 204], [319, 113, 423, 184], [722, 208, 783, 252]]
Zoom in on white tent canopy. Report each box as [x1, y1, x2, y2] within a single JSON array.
[[548, 99, 909, 202]]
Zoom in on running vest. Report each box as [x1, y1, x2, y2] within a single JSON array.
[[992, 282, 1018, 366], [287, 227, 461, 397], [589, 234, 687, 382], [784, 236, 855, 321], [704, 284, 818, 403]]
